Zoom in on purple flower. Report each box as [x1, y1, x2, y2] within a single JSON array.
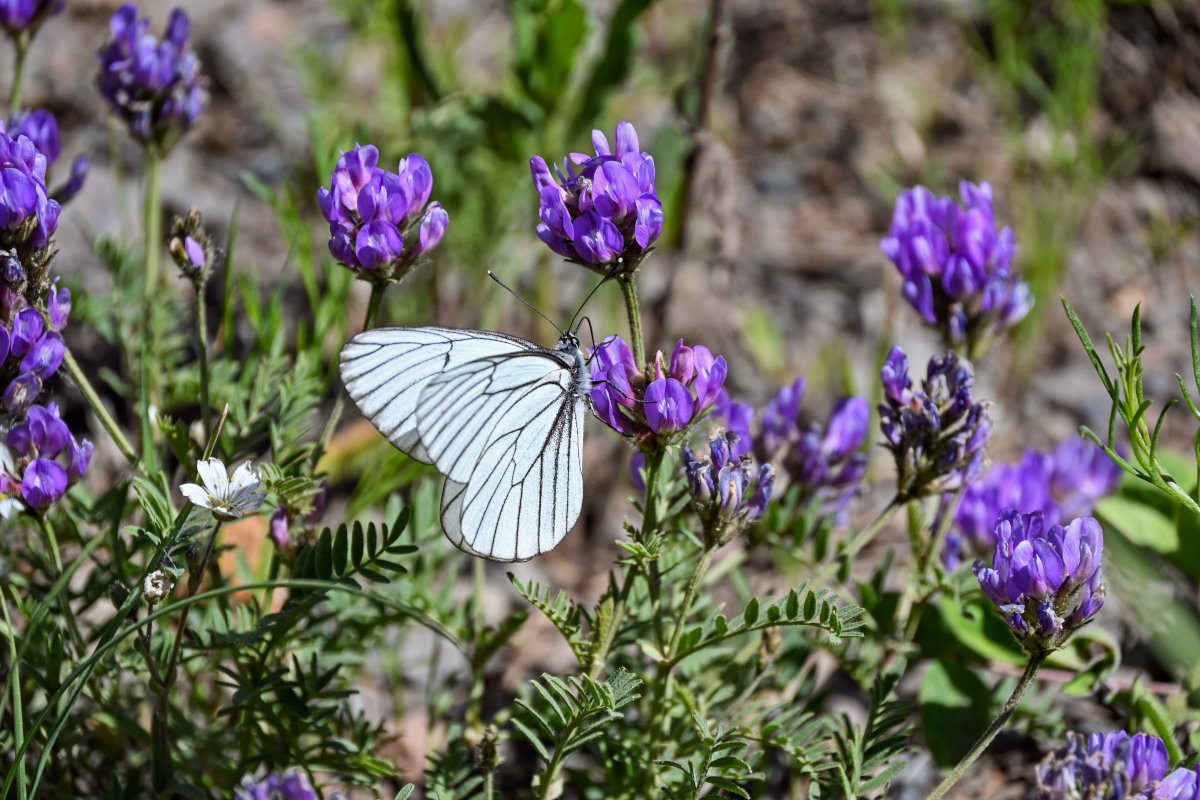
[[2, 370, 40, 411], [97, 5, 207, 153], [234, 771, 318, 800], [52, 155, 87, 204], [0, 0, 63, 37], [8, 110, 60, 164], [269, 505, 289, 547], [66, 436, 92, 481], [9, 403, 71, 458], [530, 121, 662, 275], [757, 378, 870, 525], [973, 511, 1104, 651], [47, 279, 69, 329], [683, 431, 774, 545], [21, 457, 66, 509], [881, 181, 1032, 357], [714, 389, 755, 458], [0, 121, 59, 256], [1036, 731, 1171, 800], [20, 330, 63, 378], [588, 335, 726, 442], [947, 437, 1122, 566], [1157, 765, 1200, 800], [318, 146, 446, 281], [878, 347, 990, 501]]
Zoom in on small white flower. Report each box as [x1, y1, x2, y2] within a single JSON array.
[[180, 458, 266, 521], [143, 569, 172, 604]]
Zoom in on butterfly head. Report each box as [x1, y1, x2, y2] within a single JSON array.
[[556, 330, 582, 353]]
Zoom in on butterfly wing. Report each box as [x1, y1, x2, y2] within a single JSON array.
[[339, 327, 537, 463], [438, 385, 585, 561]]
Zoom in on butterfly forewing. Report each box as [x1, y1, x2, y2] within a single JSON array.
[[339, 328, 536, 463], [339, 326, 589, 561]]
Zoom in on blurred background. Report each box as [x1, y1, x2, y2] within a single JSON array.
[[13, 0, 1200, 793]]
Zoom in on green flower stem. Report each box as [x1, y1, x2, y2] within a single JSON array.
[[925, 652, 1046, 800], [153, 519, 224, 792], [195, 284, 212, 446], [10, 38, 28, 112], [309, 280, 388, 476], [37, 514, 84, 655], [618, 275, 645, 368], [142, 153, 163, 299], [62, 348, 140, 469], [811, 495, 901, 588]]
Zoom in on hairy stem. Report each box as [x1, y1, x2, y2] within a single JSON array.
[[10, 38, 28, 112], [309, 280, 387, 476], [195, 284, 211, 446], [619, 275, 645, 368], [925, 652, 1046, 800], [143, 153, 163, 299]]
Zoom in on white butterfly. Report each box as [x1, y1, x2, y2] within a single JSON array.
[[339, 326, 591, 561]]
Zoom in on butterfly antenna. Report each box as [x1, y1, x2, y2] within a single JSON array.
[[569, 261, 622, 332], [488, 271, 564, 336]]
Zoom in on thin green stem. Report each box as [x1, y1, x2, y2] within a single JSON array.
[[811, 496, 901, 588], [143, 153, 163, 299], [10, 38, 28, 112], [925, 652, 1046, 800], [618, 275, 645, 368], [37, 512, 62, 575], [665, 546, 714, 660], [153, 519, 224, 792], [195, 285, 211, 446], [62, 348, 139, 469], [309, 280, 388, 476]]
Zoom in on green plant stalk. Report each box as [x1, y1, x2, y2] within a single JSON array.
[[1, 588, 27, 800], [62, 349, 139, 468], [143, 153, 163, 299], [896, 489, 965, 647], [309, 280, 388, 475], [812, 495, 901, 587], [925, 651, 1046, 800], [619, 274, 645, 367], [10, 38, 28, 112], [195, 285, 212, 446], [152, 519, 224, 792]]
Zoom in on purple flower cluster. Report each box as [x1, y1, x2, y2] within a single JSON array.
[[531, 121, 663, 274], [318, 144, 448, 282], [881, 181, 1033, 356], [97, 5, 206, 153], [755, 377, 870, 524], [946, 437, 1122, 565], [0, 120, 60, 282], [973, 511, 1103, 651], [235, 771, 318, 800], [8, 110, 88, 204], [878, 346, 991, 500], [590, 335, 726, 443], [683, 431, 774, 544], [1035, 731, 1199, 800], [1, 401, 92, 511], [0, 282, 69, 411], [0, 0, 62, 39]]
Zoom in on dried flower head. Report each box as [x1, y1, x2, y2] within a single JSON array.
[[143, 569, 172, 605]]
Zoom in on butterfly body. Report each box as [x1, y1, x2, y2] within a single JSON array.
[[339, 327, 590, 561]]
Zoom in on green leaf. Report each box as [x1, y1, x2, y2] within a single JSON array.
[[743, 597, 760, 626], [1096, 493, 1180, 554], [919, 659, 993, 768]]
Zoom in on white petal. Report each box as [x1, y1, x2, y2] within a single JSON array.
[[180, 483, 212, 508], [229, 461, 261, 493], [0, 497, 21, 519], [196, 458, 228, 495]]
